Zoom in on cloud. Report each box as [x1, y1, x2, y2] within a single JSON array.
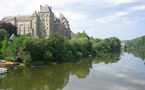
[[96, 5, 145, 24], [108, 84, 133, 90], [109, 0, 139, 6], [0, 0, 145, 40], [55, 11, 87, 20], [94, 65, 128, 78], [129, 5, 145, 11], [93, 63, 145, 89], [54, 11, 88, 33]]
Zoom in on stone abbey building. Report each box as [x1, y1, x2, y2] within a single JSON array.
[[1, 4, 74, 38]]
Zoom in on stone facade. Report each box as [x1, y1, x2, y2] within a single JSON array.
[[1, 4, 74, 38]]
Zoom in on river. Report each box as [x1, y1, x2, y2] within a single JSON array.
[[0, 51, 145, 90]]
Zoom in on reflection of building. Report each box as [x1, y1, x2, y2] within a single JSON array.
[[121, 42, 126, 49], [1, 4, 74, 38], [121, 42, 126, 55]]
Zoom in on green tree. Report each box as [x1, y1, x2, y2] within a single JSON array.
[[0, 29, 9, 48], [69, 32, 92, 58], [45, 33, 69, 62], [0, 37, 9, 59], [126, 35, 145, 49]]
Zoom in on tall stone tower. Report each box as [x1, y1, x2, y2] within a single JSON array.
[[38, 4, 54, 37]]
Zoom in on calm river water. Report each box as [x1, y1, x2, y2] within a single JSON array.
[[0, 51, 145, 90]]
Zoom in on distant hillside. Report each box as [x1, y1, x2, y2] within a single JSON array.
[[126, 36, 145, 49]]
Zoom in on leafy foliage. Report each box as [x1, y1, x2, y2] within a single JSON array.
[[0, 29, 9, 48], [0, 32, 121, 66], [69, 32, 92, 58], [126, 35, 145, 49], [126, 35, 145, 60]]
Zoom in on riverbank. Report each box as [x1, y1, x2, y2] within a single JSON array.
[[0, 61, 20, 66]]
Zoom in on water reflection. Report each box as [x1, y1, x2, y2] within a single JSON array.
[[128, 49, 145, 66], [0, 60, 93, 90], [0, 74, 7, 79], [0, 52, 121, 90], [127, 49, 145, 61], [93, 52, 121, 64]]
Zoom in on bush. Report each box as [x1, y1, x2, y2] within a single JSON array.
[[43, 51, 53, 63]]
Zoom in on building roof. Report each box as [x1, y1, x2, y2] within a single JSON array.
[[39, 4, 52, 13], [59, 13, 68, 23], [2, 15, 33, 22], [2, 16, 15, 21], [59, 13, 65, 22], [16, 15, 33, 21]]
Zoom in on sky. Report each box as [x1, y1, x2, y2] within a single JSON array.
[[0, 0, 145, 40]]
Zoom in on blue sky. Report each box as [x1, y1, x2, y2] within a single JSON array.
[[0, 0, 145, 40]]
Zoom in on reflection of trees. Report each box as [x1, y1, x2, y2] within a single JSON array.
[[0, 60, 93, 90], [70, 59, 92, 79], [93, 52, 121, 64], [0, 64, 71, 90], [0, 66, 69, 90], [127, 49, 145, 60], [0, 52, 121, 90]]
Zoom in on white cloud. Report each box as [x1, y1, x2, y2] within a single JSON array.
[[93, 64, 145, 87], [110, 0, 139, 6], [0, 0, 143, 20], [0, 0, 145, 40], [129, 5, 145, 11], [94, 65, 128, 78], [108, 84, 133, 90], [55, 11, 87, 20], [96, 5, 145, 24]]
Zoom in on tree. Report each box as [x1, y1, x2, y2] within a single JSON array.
[[0, 29, 9, 48], [69, 32, 92, 58], [45, 33, 69, 62], [0, 37, 9, 59], [126, 35, 145, 49], [0, 21, 17, 36]]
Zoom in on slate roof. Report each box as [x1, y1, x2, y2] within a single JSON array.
[[39, 4, 52, 13], [2, 15, 33, 22]]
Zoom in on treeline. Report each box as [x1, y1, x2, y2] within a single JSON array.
[[0, 30, 121, 66], [126, 35, 145, 49]]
